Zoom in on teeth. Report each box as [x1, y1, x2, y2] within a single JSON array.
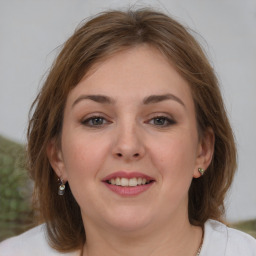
[[129, 178, 137, 187], [108, 177, 151, 186], [116, 177, 121, 185], [120, 178, 129, 186]]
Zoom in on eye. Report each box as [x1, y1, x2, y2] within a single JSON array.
[[81, 116, 109, 127], [148, 116, 176, 127]]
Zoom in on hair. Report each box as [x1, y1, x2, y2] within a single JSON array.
[[27, 8, 237, 252]]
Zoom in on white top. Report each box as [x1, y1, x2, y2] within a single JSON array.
[[0, 219, 256, 255]]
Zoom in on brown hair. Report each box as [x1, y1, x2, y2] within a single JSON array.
[[27, 8, 237, 252]]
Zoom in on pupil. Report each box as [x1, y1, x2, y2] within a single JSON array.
[[155, 118, 165, 125], [93, 118, 103, 125]]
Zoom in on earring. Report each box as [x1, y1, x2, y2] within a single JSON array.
[[58, 179, 66, 195], [198, 168, 205, 176]]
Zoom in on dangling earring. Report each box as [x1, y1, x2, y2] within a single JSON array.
[[198, 168, 205, 176], [58, 179, 66, 195]]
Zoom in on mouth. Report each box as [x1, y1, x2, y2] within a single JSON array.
[[106, 177, 154, 187], [102, 171, 155, 196]]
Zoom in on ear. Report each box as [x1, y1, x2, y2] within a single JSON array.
[[193, 127, 215, 178], [47, 139, 68, 181]]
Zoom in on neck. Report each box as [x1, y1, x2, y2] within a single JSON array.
[[82, 215, 203, 256]]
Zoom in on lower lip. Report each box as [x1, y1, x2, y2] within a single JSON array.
[[103, 182, 154, 196]]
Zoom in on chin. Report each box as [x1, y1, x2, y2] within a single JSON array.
[[102, 206, 154, 233], [109, 219, 151, 233]]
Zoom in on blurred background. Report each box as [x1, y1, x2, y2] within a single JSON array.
[[0, 0, 256, 241]]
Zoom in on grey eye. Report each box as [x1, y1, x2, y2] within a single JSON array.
[[82, 116, 107, 126], [153, 117, 167, 125], [90, 117, 105, 125], [149, 116, 176, 127]]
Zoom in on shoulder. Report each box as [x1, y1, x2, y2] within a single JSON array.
[[0, 224, 79, 256], [201, 219, 256, 256]]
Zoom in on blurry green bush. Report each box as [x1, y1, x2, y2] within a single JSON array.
[[231, 219, 256, 238], [0, 135, 34, 241]]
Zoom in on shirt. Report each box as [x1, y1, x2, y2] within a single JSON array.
[[0, 219, 256, 255]]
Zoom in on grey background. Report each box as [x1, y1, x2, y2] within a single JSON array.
[[0, 0, 255, 222]]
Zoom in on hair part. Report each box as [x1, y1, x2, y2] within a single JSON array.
[[27, 8, 237, 252]]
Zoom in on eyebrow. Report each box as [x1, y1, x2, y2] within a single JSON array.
[[143, 93, 185, 107], [72, 93, 185, 108], [72, 95, 115, 108]]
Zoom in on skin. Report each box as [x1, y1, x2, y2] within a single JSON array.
[[48, 45, 214, 256]]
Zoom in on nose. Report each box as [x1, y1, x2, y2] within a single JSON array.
[[112, 122, 146, 161]]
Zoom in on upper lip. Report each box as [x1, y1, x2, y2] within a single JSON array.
[[102, 171, 155, 182]]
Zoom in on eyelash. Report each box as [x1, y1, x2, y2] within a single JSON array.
[[81, 115, 176, 128], [81, 116, 110, 127], [147, 116, 176, 127]]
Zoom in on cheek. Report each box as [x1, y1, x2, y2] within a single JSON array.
[[61, 136, 109, 207], [61, 132, 108, 181], [149, 132, 198, 183]]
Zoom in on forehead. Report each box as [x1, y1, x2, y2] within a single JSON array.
[[66, 45, 193, 107]]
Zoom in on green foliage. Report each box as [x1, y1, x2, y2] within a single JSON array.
[[231, 219, 256, 238], [0, 135, 34, 241]]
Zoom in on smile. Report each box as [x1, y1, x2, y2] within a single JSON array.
[[102, 171, 155, 196], [107, 177, 151, 186]]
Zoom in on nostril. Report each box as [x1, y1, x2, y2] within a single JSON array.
[[115, 153, 140, 158]]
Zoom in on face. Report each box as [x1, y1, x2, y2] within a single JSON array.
[[48, 45, 213, 234]]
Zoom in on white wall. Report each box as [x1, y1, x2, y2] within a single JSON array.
[[0, 0, 255, 222]]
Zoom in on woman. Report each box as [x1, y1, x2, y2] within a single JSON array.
[[0, 8, 255, 256]]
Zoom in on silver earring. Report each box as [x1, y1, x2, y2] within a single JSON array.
[[58, 179, 66, 195], [198, 168, 205, 176]]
